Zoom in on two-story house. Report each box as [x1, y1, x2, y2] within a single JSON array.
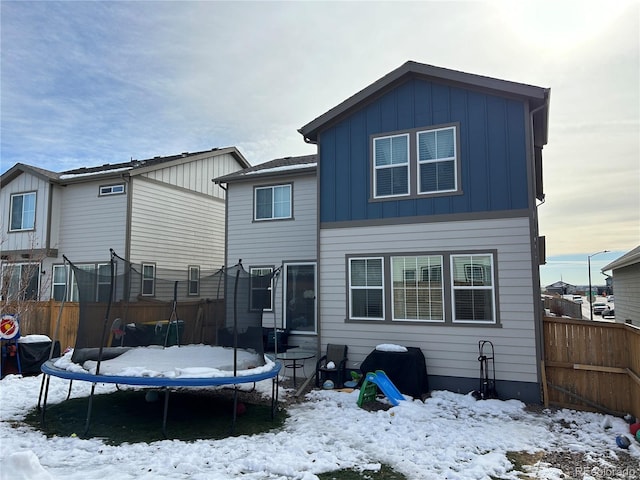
[[219, 61, 550, 402], [1, 147, 249, 303], [298, 61, 550, 402]]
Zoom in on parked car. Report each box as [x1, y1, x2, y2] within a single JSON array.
[[607, 295, 614, 303], [592, 302, 607, 315], [601, 306, 615, 317], [572, 295, 583, 304]]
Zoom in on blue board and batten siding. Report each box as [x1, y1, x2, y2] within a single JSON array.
[[319, 78, 530, 224]]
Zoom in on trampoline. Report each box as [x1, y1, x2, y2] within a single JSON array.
[[39, 251, 283, 437]]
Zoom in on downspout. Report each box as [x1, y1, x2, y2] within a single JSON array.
[[529, 93, 550, 403], [122, 174, 132, 260]]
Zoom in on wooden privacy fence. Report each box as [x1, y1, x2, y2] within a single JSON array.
[[7, 299, 225, 351], [543, 316, 640, 420]]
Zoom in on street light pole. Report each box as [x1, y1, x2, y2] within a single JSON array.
[[588, 250, 609, 321]]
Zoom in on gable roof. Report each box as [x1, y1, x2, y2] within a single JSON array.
[[1, 147, 249, 187], [298, 60, 550, 147], [214, 154, 317, 184], [602, 245, 640, 272]]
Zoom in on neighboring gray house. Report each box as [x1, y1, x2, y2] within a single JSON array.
[[602, 245, 640, 326], [0, 147, 249, 302], [214, 155, 318, 349], [544, 281, 577, 295]]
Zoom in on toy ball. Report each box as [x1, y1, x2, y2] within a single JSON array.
[[235, 402, 246, 416], [322, 379, 335, 390], [630, 422, 640, 437], [616, 435, 631, 449]]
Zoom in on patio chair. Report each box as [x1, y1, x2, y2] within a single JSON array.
[[315, 344, 348, 388]]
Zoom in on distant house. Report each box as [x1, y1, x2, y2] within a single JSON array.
[[220, 61, 550, 402], [545, 281, 577, 295], [214, 155, 318, 349], [0, 147, 249, 302], [602, 245, 640, 326]]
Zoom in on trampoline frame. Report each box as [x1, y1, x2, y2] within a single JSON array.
[[40, 355, 282, 437]]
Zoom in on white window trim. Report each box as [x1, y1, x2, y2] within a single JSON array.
[[188, 266, 200, 296], [417, 126, 458, 194], [141, 263, 156, 297], [99, 184, 125, 196], [250, 266, 274, 312], [254, 184, 292, 221], [373, 133, 410, 199], [391, 255, 445, 323], [348, 257, 385, 321], [9, 191, 36, 231], [450, 254, 496, 324]]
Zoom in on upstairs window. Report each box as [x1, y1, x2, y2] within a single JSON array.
[[255, 185, 292, 220], [99, 184, 125, 196], [9, 192, 36, 231], [373, 134, 409, 198], [418, 126, 457, 193]]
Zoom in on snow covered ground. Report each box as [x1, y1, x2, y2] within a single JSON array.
[[1, 371, 639, 480]]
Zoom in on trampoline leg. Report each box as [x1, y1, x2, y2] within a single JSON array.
[[40, 375, 52, 426], [231, 386, 238, 435], [37, 373, 47, 410], [83, 384, 97, 437], [66, 380, 73, 400], [162, 388, 170, 438]]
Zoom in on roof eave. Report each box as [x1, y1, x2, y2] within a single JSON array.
[[215, 165, 317, 184], [299, 60, 550, 142]]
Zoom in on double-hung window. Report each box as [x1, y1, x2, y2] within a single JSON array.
[[373, 134, 409, 198], [255, 185, 291, 220], [141, 263, 155, 296], [1, 263, 40, 301], [451, 254, 495, 323], [349, 257, 384, 320], [9, 192, 36, 231], [418, 126, 457, 193], [52, 265, 69, 301], [391, 255, 444, 322], [188, 266, 200, 296]]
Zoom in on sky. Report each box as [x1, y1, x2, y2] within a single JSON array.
[[1, 345, 639, 479], [1, 0, 638, 287]]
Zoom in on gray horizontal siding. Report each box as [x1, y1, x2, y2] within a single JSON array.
[[319, 216, 539, 383], [58, 181, 127, 261], [0, 172, 51, 252], [226, 173, 317, 330], [129, 177, 225, 270], [612, 263, 640, 326]]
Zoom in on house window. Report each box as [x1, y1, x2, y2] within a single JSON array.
[[0, 262, 40, 301], [97, 263, 113, 302], [70, 264, 96, 302], [141, 263, 155, 296], [349, 257, 384, 320], [255, 185, 292, 220], [52, 265, 69, 301], [391, 256, 444, 322], [188, 266, 200, 296], [451, 254, 495, 323], [99, 184, 125, 196], [9, 192, 36, 231], [250, 267, 273, 311], [373, 134, 409, 198], [418, 126, 457, 193]]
